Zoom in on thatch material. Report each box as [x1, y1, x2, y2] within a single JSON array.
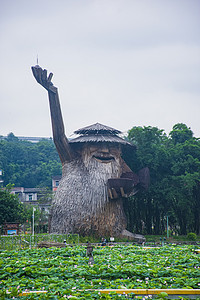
[[70, 123, 134, 147], [70, 134, 132, 145], [74, 123, 121, 134], [50, 145, 127, 236], [31, 65, 145, 239]]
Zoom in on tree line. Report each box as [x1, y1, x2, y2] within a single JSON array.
[[124, 123, 200, 235], [0, 133, 62, 188], [0, 123, 199, 235]]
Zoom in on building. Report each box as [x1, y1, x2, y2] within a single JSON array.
[[11, 187, 51, 212], [0, 135, 52, 143], [52, 175, 62, 192], [10, 175, 62, 211], [6, 172, 62, 214], [0, 169, 3, 187]]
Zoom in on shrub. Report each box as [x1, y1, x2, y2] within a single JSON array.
[[187, 232, 197, 241]]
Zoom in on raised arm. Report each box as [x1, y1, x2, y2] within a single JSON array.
[[31, 65, 73, 164]]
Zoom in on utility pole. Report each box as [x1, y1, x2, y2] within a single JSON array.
[[166, 215, 169, 238], [32, 207, 36, 236]]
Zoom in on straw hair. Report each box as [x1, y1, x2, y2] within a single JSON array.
[[50, 144, 127, 236]]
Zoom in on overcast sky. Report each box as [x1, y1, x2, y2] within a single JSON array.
[[1, 0, 200, 138]]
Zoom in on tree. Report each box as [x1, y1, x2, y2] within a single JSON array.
[[126, 124, 200, 235], [0, 134, 62, 188], [169, 123, 193, 144], [168, 125, 200, 234], [6, 132, 19, 142], [126, 126, 170, 234], [0, 184, 26, 225], [22, 204, 49, 233]]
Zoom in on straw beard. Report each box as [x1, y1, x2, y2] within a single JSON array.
[[49, 145, 126, 236]]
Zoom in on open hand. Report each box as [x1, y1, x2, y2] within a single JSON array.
[[31, 65, 57, 93], [107, 178, 137, 199]]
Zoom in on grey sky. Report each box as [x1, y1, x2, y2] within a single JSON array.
[[1, 0, 200, 138]]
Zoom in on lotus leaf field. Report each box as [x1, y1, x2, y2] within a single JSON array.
[[0, 244, 199, 299]]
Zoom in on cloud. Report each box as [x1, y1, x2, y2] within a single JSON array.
[[0, 0, 200, 137]]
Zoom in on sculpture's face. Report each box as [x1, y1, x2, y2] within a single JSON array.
[[88, 145, 121, 164], [80, 144, 122, 174]]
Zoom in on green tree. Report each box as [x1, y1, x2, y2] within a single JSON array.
[[169, 123, 193, 144], [0, 184, 26, 225], [22, 204, 49, 233], [126, 124, 200, 235], [0, 134, 62, 188], [126, 126, 170, 234], [168, 125, 200, 234], [6, 132, 19, 142]]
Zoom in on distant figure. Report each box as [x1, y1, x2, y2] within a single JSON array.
[[86, 243, 94, 256], [101, 238, 107, 246], [86, 243, 94, 265]]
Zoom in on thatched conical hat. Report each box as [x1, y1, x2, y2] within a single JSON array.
[[69, 123, 134, 147], [74, 123, 121, 135]]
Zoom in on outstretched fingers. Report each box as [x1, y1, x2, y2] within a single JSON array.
[[31, 66, 40, 83], [31, 65, 56, 92], [47, 72, 53, 82], [41, 69, 47, 82], [31, 66, 42, 84]]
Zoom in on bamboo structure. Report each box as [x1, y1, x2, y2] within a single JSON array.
[[14, 289, 200, 298], [98, 289, 200, 297], [31, 65, 149, 239]]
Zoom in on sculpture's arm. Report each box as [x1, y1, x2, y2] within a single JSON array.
[[31, 65, 73, 164]]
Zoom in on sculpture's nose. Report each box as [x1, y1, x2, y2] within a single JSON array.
[[100, 147, 109, 153]]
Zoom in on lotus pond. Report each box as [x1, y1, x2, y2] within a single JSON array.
[[0, 244, 199, 299]]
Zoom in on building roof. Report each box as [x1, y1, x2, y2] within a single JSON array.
[[24, 188, 41, 193], [52, 175, 62, 180], [0, 136, 52, 143]]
